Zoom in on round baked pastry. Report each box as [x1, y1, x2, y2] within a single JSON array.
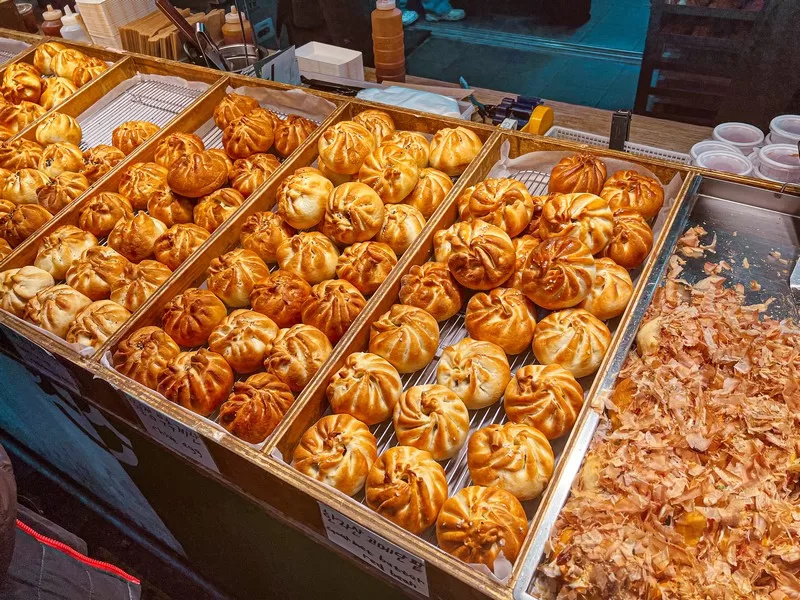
[[353, 109, 395, 144], [436, 338, 510, 409], [335, 241, 397, 296], [465, 287, 536, 355], [539, 192, 614, 254], [78, 192, 134, 238], [601, 170, 664, 219], [399, 261, 463, 321], [0, 204, 52, 247], [72, 63, 107, 88], [37, 142, 83, 179], [249, 270, 310, 328], [504, 364, 584, 439], [317, 159, 353, 186], [0, 198, 12, 216], [322, 182, 384, 245], [276, 231, 339, 284], [193, 188, 244, 232], [404, 167, 453, 218], [0, 139, 43, 171], [533, 308, 612, 378], [111, 121, 159, 156], [549, 153, 607, 195], [222, 110, 275, 159], [154, 132, 204, 169], [274, 114, 316, 157], [24, 283, 91, 337], [80, 145, 126, 184], [33, 225, 97, 278], [294, 414, 377, 495], [301, 279, 366, 343], [601, 208, 653, 270], [2, 168, 51, 204], [519, 237, 596, 310], [65, 246, 129, 301], [51, 48, 89, 80], [109, 260, 172, 312], [162, 287, 227, 347], [229, 153, 280, 198], [439, 220, 515, 290], [357, 145, 419, 204], [239, 211, 295, 264], [276, 168, 333, 230], [366, 446, 447, 534], [1, 63, 42, 104], [213, 93, 260, 130], [220, 372, 294, 443], [468, 423, 554, 500], [208, 149, 233, 181], [374, 203, 425, 256], [428, 127, 482, 176], [207, 248, 270, 308], [34, 41, 66, 75], [266, 323, 333, 392], [146, 188, 193, 228], [35, 113, 82, 146], [507, 235, 540, 290], [381, 130, 430, 168], [157, 349, 234, 417], [327, 352, 402, 425], [0, 103, 40, 139], [208, 309, 279, 374], [65, 300, 131, 348], [167, 150, 229, 198], [108, 212, 167, 263], [152, 223, 210, 270], [460, 178, 535, 237], [436, 486, 528, 568], [0, 238, 10, 261], [112, 326, 180, 390], [40, 77, 76, 111], [317, 121, 376, 175], [578, 257, 633, 320], [117, 162, 169, 210], [0, 266, 54, 317], [369, 304, 439, 373]]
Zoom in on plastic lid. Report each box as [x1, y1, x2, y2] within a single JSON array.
[[712, 122, 764, 148], [225, 6, 246, 23], [770, 115, 800, 141], [696, 150, 753, 176], [42, 4, 63, 20], [690, 140, 743, 162], [376, 0, 397, 8]]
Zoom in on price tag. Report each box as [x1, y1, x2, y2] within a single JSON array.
[[124, 393, 219, 474], [2, 323, 82, 395], [319, 503, 429, 597]]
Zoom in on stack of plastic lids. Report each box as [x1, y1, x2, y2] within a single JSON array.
[[75, 0, 156, 49]]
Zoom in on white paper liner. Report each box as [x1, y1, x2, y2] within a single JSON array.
[[227, 85, 337, 123]]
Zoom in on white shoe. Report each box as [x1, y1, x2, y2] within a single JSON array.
[[402, 10, 419, 26], [425, 9, 465, 21]]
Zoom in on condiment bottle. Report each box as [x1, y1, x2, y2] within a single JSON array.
[[41, 4, 64, 37], [222, 6, 254, 46], [371, 0, 405, 83], [59, 5, 90, 43]]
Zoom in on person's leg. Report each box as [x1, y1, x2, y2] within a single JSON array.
[[421, 0, 465, 21]]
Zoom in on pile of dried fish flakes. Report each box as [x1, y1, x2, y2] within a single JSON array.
[[537, 246, 800, 599]]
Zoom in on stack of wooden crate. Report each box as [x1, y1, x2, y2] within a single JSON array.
[[119, 9, 224, 61]]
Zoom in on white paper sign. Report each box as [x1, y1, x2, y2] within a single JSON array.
[[125, 393, 219, 474], [319, 503, 429, 596]]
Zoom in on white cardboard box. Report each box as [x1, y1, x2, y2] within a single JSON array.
[[295, 42, 364, 81]]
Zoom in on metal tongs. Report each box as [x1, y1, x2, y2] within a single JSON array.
[[195, 23, 227, 71]]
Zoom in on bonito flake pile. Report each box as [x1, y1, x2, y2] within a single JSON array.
[[537, 227, 800, 599]]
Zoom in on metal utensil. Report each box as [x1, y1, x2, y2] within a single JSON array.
[[195, 22, 228, 71], [155, 0, 199, 50]]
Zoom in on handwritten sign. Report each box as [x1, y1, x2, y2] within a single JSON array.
[[125, 393, 219, 474], [319, 503, 429, 596], [2, 324, 82, 395]]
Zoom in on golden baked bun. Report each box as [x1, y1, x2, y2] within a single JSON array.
[[317, 120, 376, 175], [152, 223, 209, 271], [504, 363, 583, 439], [250, 270, 311, 328], [239, 211, 295, 264], [293, 414, 377, 495], [111, 121, 159, 155], [65, 300, 131, 348], [0, 266, 54, 317], [24, 283, 91, 337], [539, 192, 614, 254], [519, 237, 596, 310], [404, 167, 453, 218], [436, 486, 527, 568], [0, 204, 52, 247], [465, 287, 536, 355], [117, 162, 169, 210], [276, 231, 339, 284], [0, 139, 43, 171], [327, 352, 402, 425], [468, 423, 554, 500], [208, 309, 279, 374], [51, 48, 88, 80], [167, 150, 229, 199], [34, 41, 66, 75], [323, 182, 384, 245], [335, 241, 397, 295], [399, 261, 463, 322], [601, 208, 653, 270], [0, 103, 34, 139], [80, 145, 126, 183], [507, 235, 540, 290], [207, 248, 270, 308], [301, 279, 366, 343], [601, 170, 664, 219], [72, 63, 107, 88], [439, 220, 515, 290], [146, 189, 193, 228], [1, 63, 42, 104], [213, 93, 260, 130], [381, 130, 430, 168], [276, 168, 333, 230], [428, 126, 482, 176], [113, 326, 180, 390], [154, 132, 204, 169], [162, 287, 227, 347], [317, 159, 353, 186], [353, 109, 396, 144], [460, 178, 535, 237], [533, 308, 611, 378], [157, 349, 234, 417], [222, 110, 275, 159], [110, 260, 172, 312], [366, 446, 447, 534], [0, 238, 10, 261], [358, 144, 419, 204], [65, 246, 129, 301], [108, 212, 167, 263], [374, 203, 425, 256], [578, 257, 633, 320], [437, 338, 510, 409], [2, 168, 51, 204], [274, 114, 316, 157], [38, 142, 82, 179], [549, 153, 607, 195], [266, 323, 333, 392], [33, 225, 97, 278], [78, 192, 134, 238], [229, 153, 280, 198], [40, 77, 76, 111], [35, 112, 82, 146], [369, 304, 439, 373], [0, 198, 12, 216], [193, 188, 244, 233], [220, 372, 294, 443]]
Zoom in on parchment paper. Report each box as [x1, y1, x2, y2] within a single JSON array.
[[0, 38, 30, 59], [227, 84, 337, 123]]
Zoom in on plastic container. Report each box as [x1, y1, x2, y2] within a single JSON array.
[[372, 0, 405, 83], [222, 6, 254, 47], [712, 122, 764, 154], [769, 115, 800, 145], [41, 4, 64, 37], [696, 150, 754, 177], [60, 5, 91, 42], [690, 139, 743, 164], [755, 144, 800, 183], [16, 3, 37, 33]]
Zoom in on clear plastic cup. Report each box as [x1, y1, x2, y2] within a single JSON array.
[[756, 144, 800, 183], [769, 115, 800, 145], [696, 150, 754, 177], [712, 122, 765, 154], [690, 139, 743, 164]]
